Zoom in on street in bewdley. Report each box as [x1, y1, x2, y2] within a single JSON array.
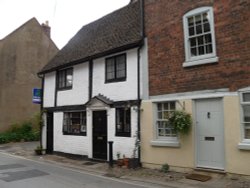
[[0, 141, 250, 188]]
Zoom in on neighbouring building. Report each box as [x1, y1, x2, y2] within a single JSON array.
[[39, 1, 148, 161], [141, 0, 250, 175], [0, 18, 58, 132]]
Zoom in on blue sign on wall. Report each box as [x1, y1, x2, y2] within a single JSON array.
[[33, 88, 42, 104]]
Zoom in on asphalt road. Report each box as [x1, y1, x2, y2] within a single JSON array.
[[0, 152, 163, 188]]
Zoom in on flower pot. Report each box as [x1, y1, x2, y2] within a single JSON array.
[[128, 158, 140, 169], [116, 159, 124, 167], [123, 158, 129, 168]]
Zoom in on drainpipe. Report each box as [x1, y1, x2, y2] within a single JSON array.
[[37, 74, 44, 149], [137, 0, 145, 167]]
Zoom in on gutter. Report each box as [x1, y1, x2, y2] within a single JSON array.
[[37, 74, 44, 149], [137, 0, 145, 166]]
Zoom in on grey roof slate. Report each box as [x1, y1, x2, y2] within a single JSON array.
[[40, 1, 142, 74]]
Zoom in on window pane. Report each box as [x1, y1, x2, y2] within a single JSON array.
[[163, 103, 169, 110], [205, 34, 212, 43], [202, 12, 208, 23], [191, 47, 197, 56], [189, 27, 195, 36], [117, 70, 125, 78], [205, 44, 213, 54], [158, 112, 162, 119], [195, 14, 202, 25], [170, 102, 175, 110], [58, 71, 65, 88], [196, 24, 202, 34], [245, 128, 250, 139], [243, 93, 250, 102], [203, 22, 211, 32], [243, 106, 250, 122], [157, 103, 162, 111], [190, 38, 197, 47], [188, 17, 194, 26], [198, 46, 205, 55], [66, 69, 73, 87], [197, 36, 204, 45], [107, 72, 115, 80], [163, 111, 170, 119]]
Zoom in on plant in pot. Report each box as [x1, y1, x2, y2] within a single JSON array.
[[116, 152, 124, 167], [169, 110, 192, 135], [123, 154, 129, 168], [34, 145, 45, 155]]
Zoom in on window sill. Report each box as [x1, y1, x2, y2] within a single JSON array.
[[183, 56, 218, 68], [150, 140, 180, 148], [63, 132, 86, 136], [238, 142, 250, 150], [115, 133, 131, 137]]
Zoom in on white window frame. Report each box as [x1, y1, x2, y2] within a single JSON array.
[[239, 92, 250, 147], [183, 7, 218, 67], [150, 102, 180, 147]]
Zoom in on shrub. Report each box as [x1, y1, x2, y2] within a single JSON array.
[[161, 163, 170, 173], [0, 116, 40, 144]]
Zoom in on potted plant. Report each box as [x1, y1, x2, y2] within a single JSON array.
[[116, 152, 124, 167], [34, 145, 45, 155], [169, 110, 192, 135], [123, 154, 129, 168]]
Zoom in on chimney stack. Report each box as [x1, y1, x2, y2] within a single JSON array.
[[41, 21, 51, 38]]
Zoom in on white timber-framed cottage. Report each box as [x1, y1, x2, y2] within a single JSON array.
[[38, 1, 148, 161]]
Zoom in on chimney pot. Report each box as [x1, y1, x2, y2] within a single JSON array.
[[41, 21, 51, 38]]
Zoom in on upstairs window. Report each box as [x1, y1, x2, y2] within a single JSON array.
[[63, 111, 86, 136], [116, 107, 131, 137], [105, 54, 126, 83], [156, 102, 176, 139], [57, 68, 73, 90], [183, 7, 218, 67]]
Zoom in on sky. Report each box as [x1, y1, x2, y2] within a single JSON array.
[[0, 0, 130, 49]]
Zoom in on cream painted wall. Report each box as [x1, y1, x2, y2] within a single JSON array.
[[140, 100, 194, 170], [141, 96, 250, 175], [224, 96, 250, 175]]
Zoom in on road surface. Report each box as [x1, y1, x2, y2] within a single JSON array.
[[0, 152, 165, 188]]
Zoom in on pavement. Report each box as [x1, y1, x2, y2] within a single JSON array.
[[0, 141, 250, 188]]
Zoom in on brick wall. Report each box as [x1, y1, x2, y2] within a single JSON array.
[[145, 0, 250, 96]]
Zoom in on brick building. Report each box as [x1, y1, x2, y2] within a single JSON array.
[[140, 0, 250, 175]]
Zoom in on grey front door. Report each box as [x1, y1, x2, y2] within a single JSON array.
[[195, 98, 224, 170]]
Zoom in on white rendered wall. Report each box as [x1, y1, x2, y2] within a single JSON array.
[[108, 107, 138, 159], [53, 112, 89, 156], [92, 49, 138, 101], [43, 72, 56, 107], [42, 113, 47, 149], [57, 63, 89, 106]]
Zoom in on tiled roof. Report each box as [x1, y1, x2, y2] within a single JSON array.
[[40, 1, 142, 74]]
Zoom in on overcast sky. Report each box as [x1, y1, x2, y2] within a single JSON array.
[[0, 0, 130, 49]]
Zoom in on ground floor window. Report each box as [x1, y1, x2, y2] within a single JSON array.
[[116, 107, 131, 137], [240, 92, 250, 140], [156, 102, 177, 139], [63, 111, 86, 136]]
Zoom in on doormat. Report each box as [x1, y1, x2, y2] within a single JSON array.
[[185, 173, 211, 182], [82, 162, 97, 166]]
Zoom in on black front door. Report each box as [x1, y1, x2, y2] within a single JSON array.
[[46, 112, 54, 154], [93, 110, 107, 160]]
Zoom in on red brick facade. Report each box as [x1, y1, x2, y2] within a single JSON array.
[[145, 0, 250, 96]]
